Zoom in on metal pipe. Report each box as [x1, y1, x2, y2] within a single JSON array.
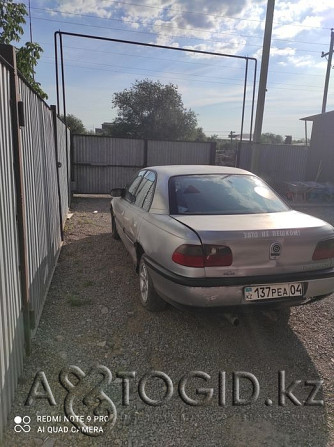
[[54, 30, 258, 151], [240, 58, 249, 143], [224, 313, 240, 327], [249, 59, 257, 142], [58, 33, 71, 203], [51, 105, 64, 241], [55, 30, 256, 62], [54, 32, 60, 114], [59, 32, 66, 127]]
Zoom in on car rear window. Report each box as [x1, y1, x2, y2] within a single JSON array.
[[169, 174, 289, 215]]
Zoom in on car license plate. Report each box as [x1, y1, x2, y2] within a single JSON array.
[[244, 282, 303, 301]]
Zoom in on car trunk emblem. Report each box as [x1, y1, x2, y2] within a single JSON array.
[[270, 242, 281, 259]]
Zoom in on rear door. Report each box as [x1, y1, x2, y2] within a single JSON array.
[[114, 170, 146, 253], [122, 170, 157, 262]]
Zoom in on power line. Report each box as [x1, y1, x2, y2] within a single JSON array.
[[48, 56, 245, 83], [31, 16, 327, 54], [40, 57, 322, 92], [32, 15, 259, 48], [38, 40, 325, 78], [45, 54, 323, 89], [31, 6, 329, 46], [321, 29, 334, 113], [32, 7, 261, 37], [47, 0, 331, 30], [39, 41, 245, 70], [41, 59, 245, 86]]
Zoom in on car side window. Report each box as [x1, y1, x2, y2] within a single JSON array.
[[135, 170, 156, 211], [125, 170, 146, 203]]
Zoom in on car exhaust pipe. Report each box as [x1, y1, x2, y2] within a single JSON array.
[[224, 313, 240, 327]]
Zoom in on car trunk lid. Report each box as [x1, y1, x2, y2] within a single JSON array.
[[172, 211, 333, 277]]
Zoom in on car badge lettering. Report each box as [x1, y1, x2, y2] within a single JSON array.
[[270, 242, 281, 259]]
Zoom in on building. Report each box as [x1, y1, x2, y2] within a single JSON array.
[[95, 122, 113, 135], [300, 110, 334, 183]]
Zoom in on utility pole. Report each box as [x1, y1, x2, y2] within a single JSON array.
[[28, 0, 33, 43], [321, 29, 334, 114], [251, 0, 275, 173], [229, 131, 237, 144]]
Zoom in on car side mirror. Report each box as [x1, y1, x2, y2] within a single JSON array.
[[110, 188, 125, 198]]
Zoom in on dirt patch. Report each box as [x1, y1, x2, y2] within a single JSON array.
[[2, 198, 334, 447]]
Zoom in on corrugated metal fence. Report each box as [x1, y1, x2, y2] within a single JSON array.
[[238, 142, 309, 183], [0, 48, 25, 444], [19, 80, 70, 330], [0, 45, 70, 439], [72, 135, 215, 193]]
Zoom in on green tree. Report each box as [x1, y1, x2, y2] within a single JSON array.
[[0, 0, 26, 43], [61, 114, 86, 134], [190, 126, 207, 141], [0, 0, 47, 99], [110, 79, 201, 140]]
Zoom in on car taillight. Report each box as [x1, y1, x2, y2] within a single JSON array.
[[172, 244, 232, 267], [312, 238, 334, 260], [172, 245, 204, 267], [204, 245, 233, 266]]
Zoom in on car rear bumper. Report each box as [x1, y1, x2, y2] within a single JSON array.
[[145, 257, 334, 309]]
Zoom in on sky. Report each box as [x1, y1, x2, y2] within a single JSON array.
[[15, 0, 334, 139]]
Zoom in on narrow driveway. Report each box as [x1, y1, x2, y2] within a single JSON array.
[[2, 197, 334, 447]]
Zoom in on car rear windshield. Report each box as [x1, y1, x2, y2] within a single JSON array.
[[169, 174, 290, 215]]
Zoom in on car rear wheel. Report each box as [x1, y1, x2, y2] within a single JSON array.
[[138, 257, 167, 311], [111, 212, 120, 240]]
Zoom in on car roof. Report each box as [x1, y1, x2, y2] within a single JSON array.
[[146, 165, 252, 176]]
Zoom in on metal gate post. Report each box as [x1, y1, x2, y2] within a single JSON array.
[[0, 44, 31, 355], [210, 142, 217, 165], [51, 105, 64, 241]]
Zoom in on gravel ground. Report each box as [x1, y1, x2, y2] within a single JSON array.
[[2, 197, 334, 447]]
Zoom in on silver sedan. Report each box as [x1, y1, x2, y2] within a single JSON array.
[[110, 165, 334, 321]]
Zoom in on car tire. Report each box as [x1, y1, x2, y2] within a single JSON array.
[[138, 257, 167, 312], [111, 211, 120, 240]]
